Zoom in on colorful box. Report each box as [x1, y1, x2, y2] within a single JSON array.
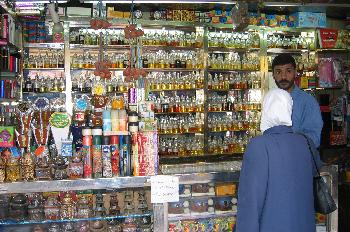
[[0, 126, 14, 147], [292, 12, 327, 28]]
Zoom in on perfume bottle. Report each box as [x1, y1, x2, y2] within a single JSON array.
[[44, 196, 60, 220], [76, 195, 91, 218], [28, 194, 45, 221], [123, 191, 134, 215], [122, 217, 137, 232], [0, 195, 9, 220], [53, 156, 68, 180], [60, 193, 75, 219], [108, 193, 120, 216], [6, 156, 21, 182], [68, 151, 84, 179], [90, 193, 106, 232], [137, 191, 148, 214], [21, 152, 35, 181], [0, 157, 5, 182], [35, 156, 52, 180], [9, 194, 28, 220]]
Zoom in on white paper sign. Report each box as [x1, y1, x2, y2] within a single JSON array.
[[151, 175, 179, 203]]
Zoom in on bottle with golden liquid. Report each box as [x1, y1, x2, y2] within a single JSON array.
[[6, 156, 21, 182]]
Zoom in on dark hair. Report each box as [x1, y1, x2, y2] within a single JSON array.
[[272, 54, 296, 70]]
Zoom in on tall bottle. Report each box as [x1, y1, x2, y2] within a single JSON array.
[[92, 127, 103, 178]]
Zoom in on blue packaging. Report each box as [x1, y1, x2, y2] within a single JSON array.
[[292, 12, 327, 28]]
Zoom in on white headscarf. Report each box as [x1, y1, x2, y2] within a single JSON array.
[[260, 88, 293, 133]]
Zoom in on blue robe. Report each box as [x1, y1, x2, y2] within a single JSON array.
[[291, 86, 323, 147], [236, 126, 317, 232]]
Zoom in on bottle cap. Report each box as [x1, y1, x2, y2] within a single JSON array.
[[110, 135, 119, 145], [102, 136, 110, 145], [92, 126, 103, 136]]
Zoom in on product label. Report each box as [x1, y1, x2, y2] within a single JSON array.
[[92, 145, 102, 178], [82, 145, 92, 178], [102, 145, 112, 178]]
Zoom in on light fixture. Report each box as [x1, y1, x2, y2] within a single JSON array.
[[47, 2, 64, 33], [15, 0, 68, 3], [81, 0, 236, 4]]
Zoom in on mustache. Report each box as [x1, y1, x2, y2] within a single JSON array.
[[278, 80, 292, 84]]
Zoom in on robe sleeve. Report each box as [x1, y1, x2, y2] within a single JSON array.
[[301, 98, 323, 148], [236, 139, 268, 232]]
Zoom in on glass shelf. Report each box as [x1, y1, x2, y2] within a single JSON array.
[[0, 176, 149, 194], [168, 211, 236, 221], [0, 71, 17, 78], [208, 47, 260, 53], [150, 88, 201, 92], [24, 68, 64, 71], [155, 111, 203, 115], [24, 43, 64, 49], [208, 129, 251, 133], [208, 69, 260, 73], [158, 131, 204, 135], [0, 213, 152, 226]]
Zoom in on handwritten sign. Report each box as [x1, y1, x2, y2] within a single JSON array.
[[151, 175, 179, 203]]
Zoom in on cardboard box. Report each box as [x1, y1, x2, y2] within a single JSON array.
[[292, 12, 326, 28]]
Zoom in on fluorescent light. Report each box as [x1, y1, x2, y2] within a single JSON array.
[[82, 0, 236, 4], [15, 0, 68, 3]]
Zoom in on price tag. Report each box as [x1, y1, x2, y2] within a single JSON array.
[[151, 175, 179, 203]]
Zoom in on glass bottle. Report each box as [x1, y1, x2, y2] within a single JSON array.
[[44, 196, 60, 220], [9, 194, 28, 220], [60, 194, 75, 219], [68, 151, 84, 179], [21, 152, 35, 181], [76, 196, 91, 218], [0, 157, 5, 182], [28, 193, 45, 221], [6, 156, 21, 182], [53, 156, 68, 180]]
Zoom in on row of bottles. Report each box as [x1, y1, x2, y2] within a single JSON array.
[[208, 91, 262, 112], [142, 50, 205, 69], [208, 72, 261, 90], [71, 72, 129, 93], [24, 50, 65, 69], [208, 53, 260, 70], [208, 133, 251, 154], [148, 95, 204, 114], [159, 137, 204, 157], [0, 47, 20, 72], [266, 33, 315, 50], [69, 28, 204, 48], [158, 114, 204, 134], [0, 190, 150, 222], [208, 31, 260, 48], [23, 73, 65, 93], [148, 71, 204, 90], [208, 112, 260, 132]]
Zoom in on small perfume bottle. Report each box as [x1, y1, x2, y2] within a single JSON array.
[[21, 152, 35, 181], [28, 193, 45, 221], [68, 151, 83, 179], [123, 191, 134, 215], [108, 193, 120, 216], [0, 195, 9, 220], [35, 156, 52, 180], [6, 156, 21, 182], [90, 193, 106, 232], [0, 157, 6, 182], [9, 194, 28, 220], [44, 196, 60, 220], [60, 193, 75, 219], [76, 195, 91, 218], [53, 156, 68, 180], [137, 191, 148, 214]]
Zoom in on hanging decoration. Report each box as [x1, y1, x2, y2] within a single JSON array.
[[123, 1, 147, 81], [90, 0, 112, 79]]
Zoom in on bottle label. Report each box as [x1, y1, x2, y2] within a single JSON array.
[[110, 144, 119, 176]]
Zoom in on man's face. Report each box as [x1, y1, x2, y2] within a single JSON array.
[[273, 63, 296, 93]]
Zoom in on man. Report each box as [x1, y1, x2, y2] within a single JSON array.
[[272, 54, 323, 147]]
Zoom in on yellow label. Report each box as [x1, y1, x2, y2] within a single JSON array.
[[300, 76, 309, 89]]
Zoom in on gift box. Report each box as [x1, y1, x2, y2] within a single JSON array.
[[0, 126, 14, 147]]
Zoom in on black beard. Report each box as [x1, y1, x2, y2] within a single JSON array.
[[275, 79, 294, 91]]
